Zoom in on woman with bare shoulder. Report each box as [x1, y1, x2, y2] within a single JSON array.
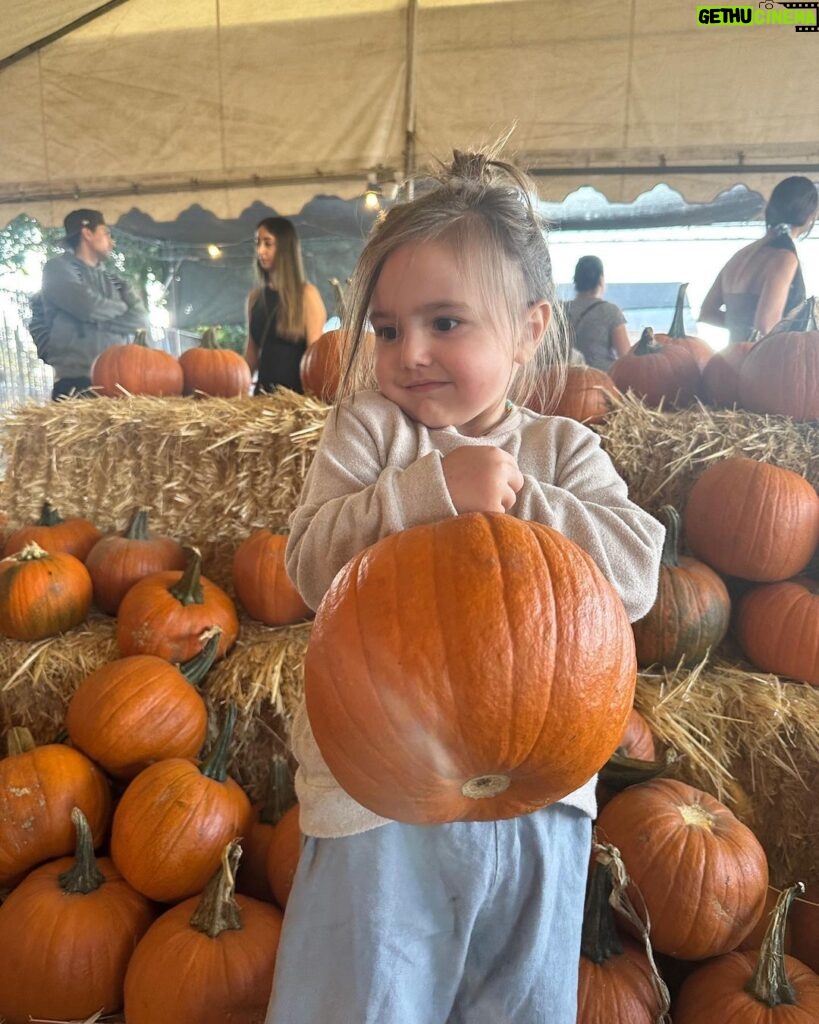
[[245, 217, 327, 393], [699, 176, 817, 342]]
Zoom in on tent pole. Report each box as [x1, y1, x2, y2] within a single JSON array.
[[0, 1, 131, 73], [403, 0, 418, 199]]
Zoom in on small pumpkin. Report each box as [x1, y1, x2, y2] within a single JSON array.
[[91, 329, 184, 397], [577, 848, 669, 1024], [654, 283, 714, 369], [0, 542, 93, 640], [65, 632, 220, 779], [0, 728, 111, 888], [674, 884, 819, 1023], [232, 529, 312, 626], [266, 801, 302, 910], [735, 577, 819, 685], [123, 841, 283, 1024], [596, 778, 768, 960], [609, 327, 701, 409], [179, 327, 252, 398], [683, 457, 819, 582], [2, 500, 101, 561], [631, 505, 731, 668], [529, 365, 621, 423], [110, 704, 252, 903], [305, 512, 637, 824], [116, 546, 239, 662], [85, 507, 186, 614], [300, 328, 344, 402], [616, 708, 656, 761], [0, 808, 154, 1024], [738, 297, 819, 421]]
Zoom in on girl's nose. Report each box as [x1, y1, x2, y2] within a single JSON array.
[[400, 328, 432, 368]]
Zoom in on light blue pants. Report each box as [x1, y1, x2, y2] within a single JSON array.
[[265, 803, 591, 1024]]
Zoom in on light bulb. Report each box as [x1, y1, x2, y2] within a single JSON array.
[[207, 244, 223, 259], [364, 189, 381, 211]]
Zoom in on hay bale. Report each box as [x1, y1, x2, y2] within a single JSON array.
[[595, 392, 819, 514], [0, 392, 330, 591]]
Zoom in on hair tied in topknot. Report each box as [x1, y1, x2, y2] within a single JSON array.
[[450, 149, 493, 183]]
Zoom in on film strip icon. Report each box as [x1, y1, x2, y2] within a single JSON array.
[[778, 1, 819, 30]]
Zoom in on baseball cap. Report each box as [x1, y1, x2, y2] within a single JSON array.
[[62, 208, 107, 245]]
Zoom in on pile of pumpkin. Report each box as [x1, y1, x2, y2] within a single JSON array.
[[0, 507, 310, 1020], [539, 289, 819, 425], [85, 324, 341, 400]]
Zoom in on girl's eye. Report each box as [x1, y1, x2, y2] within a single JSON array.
[[433, 317, 459, 332], [375, 325, 398, 342]]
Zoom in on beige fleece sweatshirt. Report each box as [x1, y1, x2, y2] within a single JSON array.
[[286, 390, 664, 838]]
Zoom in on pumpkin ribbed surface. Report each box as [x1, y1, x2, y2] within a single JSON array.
[[736, 577, 819, 685], [305, 512, 637, 824], [596, 778, 768, 960]]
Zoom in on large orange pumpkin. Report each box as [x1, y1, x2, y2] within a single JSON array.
[[65, 634, 219, 779], [683, 457, 819, 582], [0, 729, 111, 888], [735, 577, 819, 685], [631, 505, 731, 668], [738, 297, 819, 421], [305, 512, 637, 824], [179, 327, 252, 398], [0, 808, 154, 1024], [674, 884, 819, 1023], [85, 507, 186, 614], [609, 328, 701, 409], [116, 546, 239, 662], [232, 529, 312, 626], [300, 329, 344, 402], [2, 501, 101, 561], [110, 705, 252, 903], [123, 841, 283, 1024], [0, 542, 93, 640], [596, 778, 768, 960], [91, 330, 184, 397]]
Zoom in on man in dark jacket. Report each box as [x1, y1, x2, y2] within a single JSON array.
[[40, 208, 149, 399]]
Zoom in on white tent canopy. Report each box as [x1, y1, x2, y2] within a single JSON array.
[[1, 0, 818, 229]]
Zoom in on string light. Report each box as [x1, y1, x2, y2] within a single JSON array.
[[364, 174, 381, 212], [207, 244, 223, 259]]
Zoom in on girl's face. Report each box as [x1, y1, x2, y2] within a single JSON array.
[[368, 240, 544, 436], [370, 240, 545, 436], [255, 227, 277, 274]]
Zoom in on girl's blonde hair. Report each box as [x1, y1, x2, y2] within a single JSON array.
[[338, 146, 569, 410], [254, 217, 307, 342]]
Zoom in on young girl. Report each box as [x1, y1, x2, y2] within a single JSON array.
[[266, 150, 665, 1024], [245, 217, 327, 394]]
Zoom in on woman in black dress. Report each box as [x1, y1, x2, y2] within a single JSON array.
[[245, 217, 327, 394]]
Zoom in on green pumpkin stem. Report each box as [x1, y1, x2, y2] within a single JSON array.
[[189, 839, 243, 937], [58, 807, 105, 895], [199, 327, 220, 350], [180, 629, 222, 685], [769, 295, 819, 335], [38, 501, 63, 527], [201, 702, 237, 783], [7, 726, 36, 756], [598, 749, 676, 793], [132, 329, 148, 347], [123, 508, 150, 541], [580, 856, 623, 963], [169, 547, 204, 606], [634, 327, 661, 355], [657, 505, 682, 568], [666, 283, 689, 339], [258, 759, 297, 826], [745, 882, 802, 1007]]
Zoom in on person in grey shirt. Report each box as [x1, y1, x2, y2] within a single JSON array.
[[40, 208, 149, 399], [564, 255, 631, 371]]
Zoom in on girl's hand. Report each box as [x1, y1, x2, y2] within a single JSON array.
[[442, 446, 524, 514]]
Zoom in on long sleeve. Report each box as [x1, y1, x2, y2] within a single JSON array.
[[513, 421, 664, 622], [286, 403, 456, 610], [42, 258, 128, 323], [105, 274, 150, 334]]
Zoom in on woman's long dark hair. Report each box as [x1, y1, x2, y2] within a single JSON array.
[[255, 217, 307, 342]]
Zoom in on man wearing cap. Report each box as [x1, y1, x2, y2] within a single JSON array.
[[40, 208, 150, 399]]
